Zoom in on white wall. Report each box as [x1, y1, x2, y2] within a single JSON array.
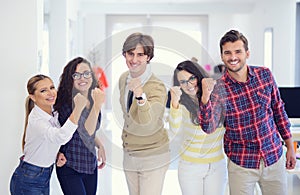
[[48, 0, 69, 86], [0, 0, 43, 194], [209, 0, 296, 86], [247, 0, 296, 86], [48, 0, 80, 86], [80, 0, 297, 86]]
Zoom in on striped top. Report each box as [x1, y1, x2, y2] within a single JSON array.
[[169, 104, 225, 163]]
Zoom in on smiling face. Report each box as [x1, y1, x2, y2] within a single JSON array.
[[73, 62, 93, 96], [124, 43, 150, 78], [29, 78, 57, 114], [221, 40, 249, 77], [177, 70, 198, 97]]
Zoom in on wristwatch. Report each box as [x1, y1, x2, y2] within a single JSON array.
[[135, 93, 146, 100]]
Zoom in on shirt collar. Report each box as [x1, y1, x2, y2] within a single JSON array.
[[33, 104, 58, 122], [223, 65, 254, 84], [127, 64, 152, 86]]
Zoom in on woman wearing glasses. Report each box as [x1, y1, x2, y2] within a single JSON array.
[[10, 74, 87, 195], [54, 57, 106, 195], [169, 60, 227, 195]]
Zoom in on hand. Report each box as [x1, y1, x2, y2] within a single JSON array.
[[91, 88, 105, 111], [201, 78, 216, 104], [286, 148, 296, 169], [73, 93, 88, 111], [97, 145, 106, 169], [72, 93, 88, 123], [56, 152, 67, 167], [128, 78, 143, 97], [170, 86, 182, 109]]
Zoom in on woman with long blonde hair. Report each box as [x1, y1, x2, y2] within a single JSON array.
[[10, 74, 87, 195]]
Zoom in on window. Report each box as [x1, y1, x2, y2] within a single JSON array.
[[264, 28, 273, 71], [39, 14, 50, 74]]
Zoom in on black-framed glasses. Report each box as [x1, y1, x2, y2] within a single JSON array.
[[179, 75, 197, 86], [72, 71, 92, 80]]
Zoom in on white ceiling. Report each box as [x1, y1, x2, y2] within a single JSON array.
[[78, 0, 257, 3], [44, 0, 259, 15]]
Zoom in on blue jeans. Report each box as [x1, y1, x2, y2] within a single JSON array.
[[10, 157, 54, 195], [56, 165, 98, 195]]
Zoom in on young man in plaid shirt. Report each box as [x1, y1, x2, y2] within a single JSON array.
[[199, 29, 296, 195]]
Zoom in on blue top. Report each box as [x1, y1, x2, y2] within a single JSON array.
[[58, 103, 101, 174]]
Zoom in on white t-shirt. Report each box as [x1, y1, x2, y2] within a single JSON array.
[[23, 105, 78, 167]]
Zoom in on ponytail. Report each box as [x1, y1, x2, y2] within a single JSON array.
[[22, 96, 34, 152]]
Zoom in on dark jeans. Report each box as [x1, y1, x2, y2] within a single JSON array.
[[56, 165, 98, 195], [10, 158, 53, 195]]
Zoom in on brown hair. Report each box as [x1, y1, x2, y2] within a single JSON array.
[[122, 32, 154, 63], [54, 57, 98, 114]]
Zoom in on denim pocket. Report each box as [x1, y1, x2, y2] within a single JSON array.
[[21, 163, 43, 179]]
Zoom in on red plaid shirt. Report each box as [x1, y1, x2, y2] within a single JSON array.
[[199, 66, 292, 169]]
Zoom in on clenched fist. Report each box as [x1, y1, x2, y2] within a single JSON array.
[[72, 93, 88, 123], [201, 78, 216, 104], [170, 86, 182, 109], [91, 88, 105, 112], [73, 93, 88, 111], [128, 78, 143, 97]]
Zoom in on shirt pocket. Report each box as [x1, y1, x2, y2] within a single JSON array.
[[256, 88, 271, 108]]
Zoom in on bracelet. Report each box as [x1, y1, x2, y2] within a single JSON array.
[[135, 93, 146, 101]]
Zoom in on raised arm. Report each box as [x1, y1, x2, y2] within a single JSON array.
[[69, 93, 88, 125], [199, 78, 223, 134], [84, 88, 105, 135], [125, 78, 167, 136], [168, 86, 183, 133]]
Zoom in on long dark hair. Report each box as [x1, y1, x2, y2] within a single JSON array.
[[173, 60, 208, 125], [22, 74, 52, 151], [54, 57, 98, 113]]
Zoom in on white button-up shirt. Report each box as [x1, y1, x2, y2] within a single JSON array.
[[23, 105, 78, 167]]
